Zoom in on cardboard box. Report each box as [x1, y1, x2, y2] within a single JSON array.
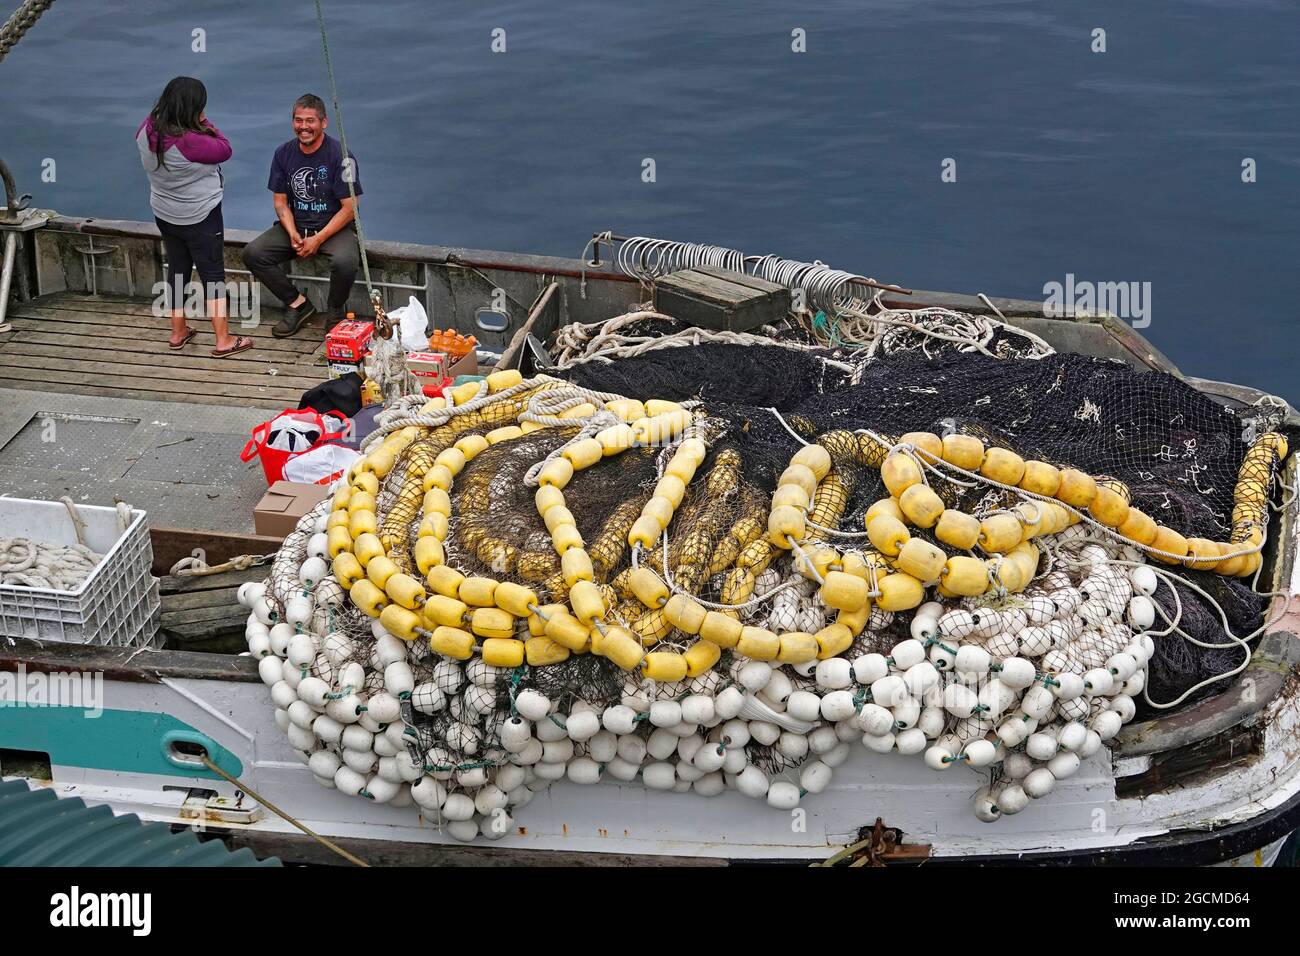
[[253, 481, 333, 538], [450, 350, 479, 377], [406, 350, 449, 379], [406, 349, 480, 398], [328, 360, 363, 380]]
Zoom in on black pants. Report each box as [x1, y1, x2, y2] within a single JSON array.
[[241, 222, 359, 312], [156, 203, 226, 309]]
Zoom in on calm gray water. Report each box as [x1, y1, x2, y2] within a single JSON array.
[[1, 0, 1297, 400]]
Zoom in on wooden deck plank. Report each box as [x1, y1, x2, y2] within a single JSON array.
[[9, 306, 327, 355], [161, 603, 246, 625], [21, 293, 339, 342], [0, 350, 321, 392], [4, 328, 323, 370], [1, 636, 262, 682], [2, 321, 324, 368], [30, 293, 275, 318], [159, 586, 244, 613], [150, 527, 284, 576], [33, 292, 366, 323], [0, 378, 298, 407], [0, 294, 339, 409], [15, 302, 278, 331], [0, 364, 305, 404], [159, 565, 266, 595], [0, 340, 325, 383]]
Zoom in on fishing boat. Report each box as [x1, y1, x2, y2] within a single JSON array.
[[1, 196, 1298, 866]]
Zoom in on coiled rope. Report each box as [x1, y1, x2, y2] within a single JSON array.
[[0, 537, 100, 590], [551, 308, 855, 371]]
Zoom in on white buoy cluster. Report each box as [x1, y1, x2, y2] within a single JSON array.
[[854, 525, 1157, 821], [240, 500, 1157, 840]]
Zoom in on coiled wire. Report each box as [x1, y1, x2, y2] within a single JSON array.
[[613, 236, 876, 315], [615, 237, 746, 281]]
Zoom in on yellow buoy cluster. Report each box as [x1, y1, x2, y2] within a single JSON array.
[[766, 427, 1285, 605], [328, 376, 734, 679], [927, 428, 1285, 576]]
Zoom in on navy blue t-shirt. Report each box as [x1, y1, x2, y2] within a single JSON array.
[[267, 134, 362, 232]]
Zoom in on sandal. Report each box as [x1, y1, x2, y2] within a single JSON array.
[[212, 335, 254, 358], [169, 326, 199, 350]]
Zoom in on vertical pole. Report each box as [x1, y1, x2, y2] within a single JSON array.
[[0, 230, 18, 329]]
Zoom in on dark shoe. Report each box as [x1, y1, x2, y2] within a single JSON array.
[[273, 300, 318, 338], [324, 311, 346, 335]]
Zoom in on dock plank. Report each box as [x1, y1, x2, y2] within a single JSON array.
[[5, 328, 323, 372], [0, 351, 318, 393], [160, 586, 244, 614], [159, 564, 267, 595], [10, 306, 327, 358], [0, 341, 323, 384], [0, 294, 335, 409], [161, 603, 246, 626], [0, 364, 306, 405], [0, 338, 322, 379]]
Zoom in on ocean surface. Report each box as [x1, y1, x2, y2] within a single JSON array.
[[1, 0, 1296, 401]]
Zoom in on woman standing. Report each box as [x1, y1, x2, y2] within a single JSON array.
[[135, 76, 252, 356]]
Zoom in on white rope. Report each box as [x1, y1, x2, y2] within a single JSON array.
[[0, 536, 102, 591], [1051, 544, 1294, 709], [551, 309, 855, 372], [519, 384, 644, 485], [812, 304, 1054, 363], [360, 375, 552, 452], [765, 407, 808, 447]]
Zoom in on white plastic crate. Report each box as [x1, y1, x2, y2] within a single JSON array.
[[120, 579, 163, 650], [0, 497, 159, 647]]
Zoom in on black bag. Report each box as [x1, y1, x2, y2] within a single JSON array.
[[299, 373, 363, 419]]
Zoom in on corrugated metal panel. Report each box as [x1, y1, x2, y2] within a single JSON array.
[[0, 778, 280, 866]]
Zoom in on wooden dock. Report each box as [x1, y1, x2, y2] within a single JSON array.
[[0, 292, 328, 408]]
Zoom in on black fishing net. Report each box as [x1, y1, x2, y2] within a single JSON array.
[[522, 655, 626, 710], [447, 429, 573, 588], [561, 343, 1291, 710], [560, 341, 852, 410]]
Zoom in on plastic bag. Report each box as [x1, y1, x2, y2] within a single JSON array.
[[387, 295, 430, 352], [282, 442, 361, 485], [240, 409, 352, 484]]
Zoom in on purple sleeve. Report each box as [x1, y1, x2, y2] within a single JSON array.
[[175, 124, 232, 164]]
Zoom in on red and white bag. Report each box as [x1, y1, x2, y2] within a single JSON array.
[[240, 408, 357, 485]]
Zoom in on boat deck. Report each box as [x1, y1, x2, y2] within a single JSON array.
[[0, 291, 329, 408], [0, 292, 339, 533]]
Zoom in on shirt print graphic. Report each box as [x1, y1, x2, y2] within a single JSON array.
[[290, 164, 332, 216]]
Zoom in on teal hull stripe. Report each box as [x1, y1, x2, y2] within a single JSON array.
[[0, 706, 243, 780]]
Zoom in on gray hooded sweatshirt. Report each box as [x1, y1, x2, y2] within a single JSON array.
[[135, 116, 232, 225]]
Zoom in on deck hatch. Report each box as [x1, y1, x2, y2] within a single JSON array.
[[0, 410, 139, 471]]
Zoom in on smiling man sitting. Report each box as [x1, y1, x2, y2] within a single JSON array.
[[242, 93, 363, 338]]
